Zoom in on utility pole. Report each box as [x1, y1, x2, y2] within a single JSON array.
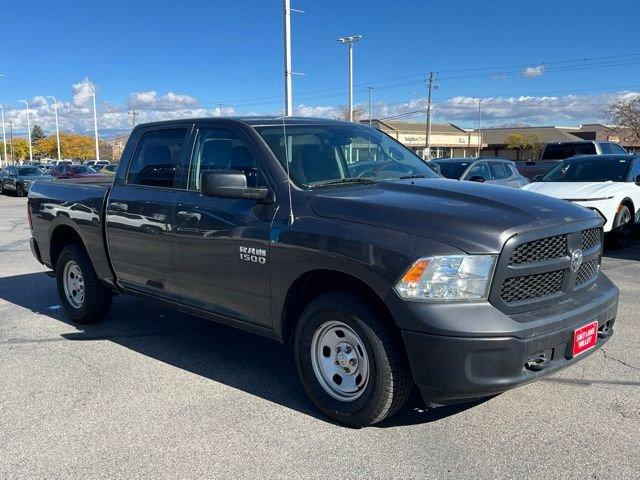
[[424, 71, 438, 160], [477, 99, 483, 158], [367, 87, 374, 126], [129, 108, 138, 129], [217, 103, 223, 117]]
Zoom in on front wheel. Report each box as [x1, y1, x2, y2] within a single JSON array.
[[608, 205, 633, 249], [15, 184, 25, 197], [294, 292, 412, 427], [56, 244, 112, 324]]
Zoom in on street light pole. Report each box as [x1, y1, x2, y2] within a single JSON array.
[[337, 35, 363, 122], [367, 87, 374, 126], [85, 82, 100, 161], [47, 96, 62, 161], [477, 99, 483, 158], [19, 100, 33, 162], [283, 0, 293, 116], [0, 105, 6, 167]]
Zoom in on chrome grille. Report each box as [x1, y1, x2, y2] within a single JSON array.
[[509, 235, 567, 265], [576, 258, 600, 286], [500, 270, 564, 303], [580, 228, 602, 251]]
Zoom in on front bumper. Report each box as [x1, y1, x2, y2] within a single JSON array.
[[397, 273, 618, 405]]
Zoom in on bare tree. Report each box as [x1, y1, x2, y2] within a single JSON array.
[[336, 106, 366, 122], [604, 97, 640, 142]]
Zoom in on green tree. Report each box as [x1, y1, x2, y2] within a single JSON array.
[[505, 133, 542, 160], [31, 124, 46, 143]]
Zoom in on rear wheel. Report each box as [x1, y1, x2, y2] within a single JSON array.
[[294, 292, 412, 427], [609, 205, 633, 249], [56, 244, 112, 324]]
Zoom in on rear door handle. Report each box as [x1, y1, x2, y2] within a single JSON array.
[[109, 202, 128, 212]]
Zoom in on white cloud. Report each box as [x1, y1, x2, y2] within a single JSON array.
[[2, 78, 636, 138], [523, 65, 546, 78]]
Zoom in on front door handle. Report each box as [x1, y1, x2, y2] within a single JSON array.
[[109, 202, 128, 212]]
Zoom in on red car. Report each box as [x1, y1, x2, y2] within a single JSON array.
[[49, 164, 107, 179]]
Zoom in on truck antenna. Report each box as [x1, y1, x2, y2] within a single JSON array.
[[281, 111, 295, 226]]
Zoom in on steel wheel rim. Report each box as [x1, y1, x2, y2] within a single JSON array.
[[310, 321, 370, 402], [63, 261, 85, 309]]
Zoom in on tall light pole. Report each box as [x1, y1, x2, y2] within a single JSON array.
[[367, 87, 374, 126], [0, 105, 6, 167], [425, 71, 438, 160], [47, 96, 62, 161], [337, 35, 363, 122], [283, 0, 293, 116], [84, 82, 100, 161], [19, 100, 33, 162], [477, 99, 483, 158]]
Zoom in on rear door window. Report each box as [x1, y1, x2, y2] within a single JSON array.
[[489, 162, 511, 180], [127, 128, 188, 188]]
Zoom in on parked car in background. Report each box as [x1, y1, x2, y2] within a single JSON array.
[[99, 164, 118, 175], [523, 154, 640, 248], [431, 157, 529, 188], [52, 159, 74, 166], [516, 141, 628, 180], [49, 164, 107, 180], [0, 165, 53, 196], [85, 160, 110, 168]]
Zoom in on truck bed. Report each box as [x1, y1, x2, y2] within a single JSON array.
[[28, 179, 115, 286]]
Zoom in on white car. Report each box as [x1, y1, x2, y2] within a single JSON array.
[[523, 154, 640, 248]]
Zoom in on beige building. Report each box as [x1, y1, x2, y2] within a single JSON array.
[[368, 119, 481, 158]]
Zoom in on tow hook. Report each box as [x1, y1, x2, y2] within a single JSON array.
[[525, 355, 551, 372]]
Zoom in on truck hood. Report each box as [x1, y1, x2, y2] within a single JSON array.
[[306, 178, 596, 253], [523, 181, 628, 200]]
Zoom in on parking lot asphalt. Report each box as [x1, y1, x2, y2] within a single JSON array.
[[0, 194, 639, 479]]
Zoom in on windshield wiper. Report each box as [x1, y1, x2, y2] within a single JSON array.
[[396, 174, 426, 180], [310, 178, 378, 189]]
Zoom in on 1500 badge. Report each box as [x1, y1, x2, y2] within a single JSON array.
[[239, 246, 267, 264]]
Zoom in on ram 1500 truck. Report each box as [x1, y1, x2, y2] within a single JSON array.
[[28, 117, 619, 427]]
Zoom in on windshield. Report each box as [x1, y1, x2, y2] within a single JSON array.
[[18, 167, 40, 176], [255, 124, 439, 188], [542, 156, 632, 182], [542, 143, 596, 160], [432, 160, 472, 179]]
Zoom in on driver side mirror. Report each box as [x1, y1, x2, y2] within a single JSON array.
[[201, 170, 272, 203], [469, 175, 485, 183], [635, 175, 640, 186]]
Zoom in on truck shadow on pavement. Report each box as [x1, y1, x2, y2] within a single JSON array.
[[0, 271, 484, 428]]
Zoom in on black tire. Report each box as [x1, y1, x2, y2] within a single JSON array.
[[15, 183, 25, 197], [294, 292, 412, 427], [55, 244, 112, 324], [608, 205, 633, 250], [0, 182, 4, 195]]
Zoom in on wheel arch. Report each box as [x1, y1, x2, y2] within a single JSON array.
[[619, 197, 635, 222], [49, 223, 88, 271], [279, 269, 396, 347]]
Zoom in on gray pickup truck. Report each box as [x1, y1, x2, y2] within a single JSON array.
[[28, 117, 618, 427]]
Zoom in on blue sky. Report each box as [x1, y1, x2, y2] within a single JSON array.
[[2, 0, 640, 136]]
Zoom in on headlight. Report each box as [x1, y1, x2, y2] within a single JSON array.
[[394, 255, 497, 301]]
